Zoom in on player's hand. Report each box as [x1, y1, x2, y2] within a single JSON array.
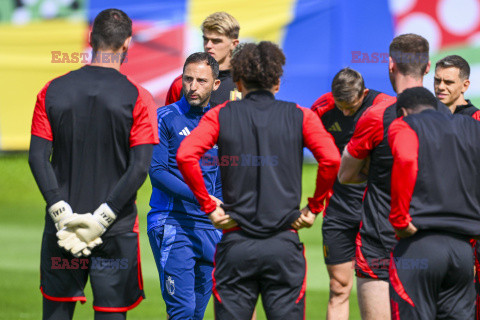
[[208, 206, 238, 230], [394, 222, 418, 238], [57, 228, 103, 257], [48, 200, 77, 230], [209, 195, 223, 206], [291, 206, 317, 230], [64, 203, 116, 243]]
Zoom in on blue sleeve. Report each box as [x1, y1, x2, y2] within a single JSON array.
[[149, 115, 198, 204], [214, 167, 223, 201]]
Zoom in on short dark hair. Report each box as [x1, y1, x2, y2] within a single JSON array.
[[231, 41, 286, 90], [91, 9, 132, 52], [397, 87, 437, 115], [331, 68, 365, 103], [183, 52, 219, 79], [389, 34, 429, 78], [435, 55, 470, 80]]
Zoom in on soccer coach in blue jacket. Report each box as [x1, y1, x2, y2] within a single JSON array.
[[147, 52, 222, 320]]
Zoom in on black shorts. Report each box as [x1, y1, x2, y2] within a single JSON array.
[[322, 215, 360, 265], [40, 229, 145, 312], [390, 231, 475, 320], [213, 230, 306, 320], [354, 232, 391, 281]]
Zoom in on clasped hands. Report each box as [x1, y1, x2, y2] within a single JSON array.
[[208, 195, 238, 230], [48, 201, 116, 258], [208, 198, 317, 231]]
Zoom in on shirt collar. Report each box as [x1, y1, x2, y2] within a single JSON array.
[[179, 96, 211, 114]]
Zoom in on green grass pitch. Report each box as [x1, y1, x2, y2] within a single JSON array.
[[0, 153, 361, 319]]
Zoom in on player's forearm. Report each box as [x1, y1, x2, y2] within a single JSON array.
[[28, 135, 63, 206], [106, 144, 153, 213], [176, 157, 216, 213], [338, 149, 367, 184], [176, 109, 221, 213], [307, 165, 337, 214], [149, 168, 198, 204]]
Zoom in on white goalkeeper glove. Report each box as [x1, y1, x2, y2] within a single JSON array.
[[48, 200, 77, 230], [57, 228, 103, 257], [64, 203, 117, 243]]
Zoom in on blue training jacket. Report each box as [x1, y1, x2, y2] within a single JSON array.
[[147, 97, 222, 231]]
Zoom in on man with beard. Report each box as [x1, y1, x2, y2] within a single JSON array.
[[165, 12, 241, 106], [147, 52, 223, 319], [29, 9, 158, 319]]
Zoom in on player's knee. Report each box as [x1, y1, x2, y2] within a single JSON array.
[[329, 277, 352, 300]]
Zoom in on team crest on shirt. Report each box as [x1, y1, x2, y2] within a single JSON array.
[[166, 276, 175, 295]]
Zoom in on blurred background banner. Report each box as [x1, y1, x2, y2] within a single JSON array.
[[1, 0, 479, 150]]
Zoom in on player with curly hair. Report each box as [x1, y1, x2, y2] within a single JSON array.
[[176, 41, 341, 319]]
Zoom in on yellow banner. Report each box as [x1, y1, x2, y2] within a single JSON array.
[[0, 20, 86, 150]]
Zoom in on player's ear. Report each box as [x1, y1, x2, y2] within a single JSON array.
[[231, 39, 239, 51], [213, 79, 221, 91], [88, 31, 92, 47], [424, 60, 431, 75], [389, 56, 395, 74], [122, 37, 132, 52], [462, 78, 470, 93], [402, 107, 408, 117], [363, 88, 369, 98]]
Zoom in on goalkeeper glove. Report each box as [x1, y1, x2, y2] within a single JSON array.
[[57, 228, 103, 257], [48, 200, 77, 231], [64, 203, 116, 243]]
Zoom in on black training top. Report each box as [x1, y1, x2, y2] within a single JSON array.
[[30, 65, 158, 235], [389, 109, 480, 237], [177, 90, 341, 238], [311, 90, 394, 222]]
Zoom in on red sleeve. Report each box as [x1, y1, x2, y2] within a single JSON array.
[[31, 81, 53, 141], [346, 100, 394, 159], [473, 110, 480, 121], [298, 106, 341, 214], [129, 83, 159, 147], [177, 102, 227, 213], [388, 118, 418, 229], [165, 75, 183, 105], [310, 92, 335, 118], [372, 92, 396, 105]]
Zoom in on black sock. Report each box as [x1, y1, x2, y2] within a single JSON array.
[[43, 298, 76, 320]]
